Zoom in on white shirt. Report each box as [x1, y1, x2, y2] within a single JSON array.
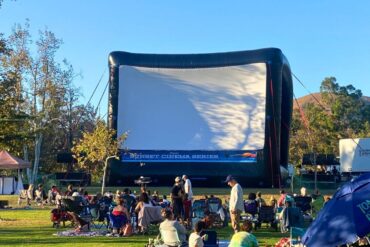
[[189, 232, 204, 247], [229, 183, 244, 212], [159, 219, 187, 244], [184, 178, 193, 200]]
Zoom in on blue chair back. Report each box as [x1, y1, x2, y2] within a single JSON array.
[[109, 213, 127, 229]]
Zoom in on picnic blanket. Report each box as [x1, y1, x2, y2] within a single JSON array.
[[138, 206, 162, 228], [54, 230, 108, 237]]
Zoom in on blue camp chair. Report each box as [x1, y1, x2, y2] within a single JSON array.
[[290, 227, 306, 246]]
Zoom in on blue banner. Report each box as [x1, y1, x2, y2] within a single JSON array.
[[120, 150, 257, 163]]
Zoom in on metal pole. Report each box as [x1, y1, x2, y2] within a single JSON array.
[[101, 155, 117, 194]]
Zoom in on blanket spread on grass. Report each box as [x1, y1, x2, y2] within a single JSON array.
[[54, 230, 109, 237]]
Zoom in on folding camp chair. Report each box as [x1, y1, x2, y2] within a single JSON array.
[[257, 206, 278, 231], [294, 196, 312, 214], [192, 199, 206, 228], [61, 197, 92, 229], [207, 197, 223, 228], [280, 207, 304, 233], [108, 212, 128, 234], [243, 200, 259, 229], [90, 207, 108, 229], [290, 227, 306, 246], [192, 199, 206, 219]]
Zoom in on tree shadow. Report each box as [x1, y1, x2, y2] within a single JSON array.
[[118, 63, 266, 151]]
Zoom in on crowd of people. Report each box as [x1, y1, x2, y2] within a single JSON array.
[[17, 174, 331, 247]]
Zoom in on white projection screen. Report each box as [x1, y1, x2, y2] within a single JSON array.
[[108, 49, 293, 187], [117, 63, 267, 151]]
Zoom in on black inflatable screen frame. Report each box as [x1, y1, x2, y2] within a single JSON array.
[[107, 48, 293, 187]]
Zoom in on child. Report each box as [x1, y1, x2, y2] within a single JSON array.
[[189, 221, 206, 247]]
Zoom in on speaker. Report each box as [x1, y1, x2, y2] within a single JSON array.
[[56, 153, 77, 164]]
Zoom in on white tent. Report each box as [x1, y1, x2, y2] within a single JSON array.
[[0, 150, 31, 194]]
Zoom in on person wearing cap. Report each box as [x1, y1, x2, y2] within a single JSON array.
[[182, 175, 193, 201], [225, 175, 244, 233], [171, 176, 184, 220]]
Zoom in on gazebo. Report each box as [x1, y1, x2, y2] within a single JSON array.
[[0, 150, 31, 194]]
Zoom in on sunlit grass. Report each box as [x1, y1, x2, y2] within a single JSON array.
[[0, 207, 287, 246], [0, 186, 334, 246]]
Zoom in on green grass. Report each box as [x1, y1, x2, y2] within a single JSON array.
[[0, 186, 335, 247], [0, 207, 287, 247]]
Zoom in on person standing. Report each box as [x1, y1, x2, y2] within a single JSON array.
[[171, 177, 184, 220], [277, 190, 287, 207], [225, 175, 244, 233], [256, 191, 266, 207], [182, 174, 193, 201]]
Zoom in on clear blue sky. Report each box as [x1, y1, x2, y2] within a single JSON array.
[[1, 1, 370, 117]]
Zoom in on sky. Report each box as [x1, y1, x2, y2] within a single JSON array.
[[1, 1, 370, 117]]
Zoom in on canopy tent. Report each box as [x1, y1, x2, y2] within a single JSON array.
[[0, 150, 31, 169], [0, 150, 31, 194]]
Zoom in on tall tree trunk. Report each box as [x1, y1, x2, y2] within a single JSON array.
[[31, 133, 43, 184], [23, 144, 31, 183]]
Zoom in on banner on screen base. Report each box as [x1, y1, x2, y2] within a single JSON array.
[[121, 150, 258, 163]]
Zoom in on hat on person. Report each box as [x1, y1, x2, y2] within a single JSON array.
[[72, 191, 80, 197], [224, 175, 235, 183], [175, 176, 181, 183], [182, 175, 187, 179]]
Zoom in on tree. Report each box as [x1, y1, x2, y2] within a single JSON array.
[[71, 120, 127, 193], [0, 32, 32, 158], [1, 23, 90, 183], [289, 77, 370, 168], [320, 77, 370, 137]]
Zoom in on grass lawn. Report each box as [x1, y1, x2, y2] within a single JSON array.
[[0, 207, 287, 247], [0, 186, 334, 247]]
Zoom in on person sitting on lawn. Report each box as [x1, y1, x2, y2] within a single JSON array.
[[151, 190, 160, 204], [244, 193, 258, 217], [279, 199, 304, 233], [229, 220, 259, 247], [135, 192, 154, 233], [159, 209, 187, 247], [115, 190, 122, 201], [189, 220, 206, 247], [113, 197, 130, 219], [35, 184, 46, 207], [64, 184, 75, 196], [255, 191, 266, 207], [269, 196, 277, 208], [135, 192, 153, 213], [69, 211, 90, 232], [300, 187, 309, 197], [161, 195, 170, 208], [47, 185, 59, 205], [111, 197, 131, 235]]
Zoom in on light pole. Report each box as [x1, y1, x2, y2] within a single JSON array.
[[101, 155, 118, 194]]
